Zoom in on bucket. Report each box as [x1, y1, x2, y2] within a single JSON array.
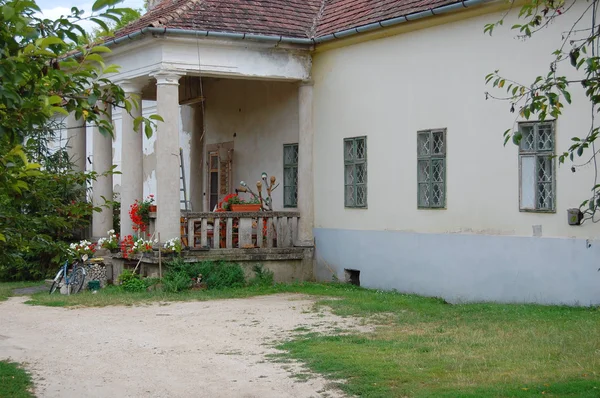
[[88, 280, 101, 291]]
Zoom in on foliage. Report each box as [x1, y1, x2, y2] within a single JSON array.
[[163, 237, 182, 254], [129, 194, 154, 232], [117, 269, 146, 292], [162, 269, 191, 293], [248, 264, 274, 287], [164, 259, 246, 291], [484, 0, 600, 221], [88, 7, 143, 41], [0, 141, 101, 280], [120, 235, 154, 258], [0, 361, 33, 398], [68, 239, 97, 258], [218, 193, 260, 211], [0, 0, 162, 280], [97, 229, 119, 250]]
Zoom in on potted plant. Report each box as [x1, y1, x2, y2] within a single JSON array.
[[69, 239, 96, 259], [98, 229, 120, 253], [129, 194, 154, 233], [133, 237, 155, 259], [162, 237, 182, 257], [120, 235, 155, 259], [221, 193, 262, 212]]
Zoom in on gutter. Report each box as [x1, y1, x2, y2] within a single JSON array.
[[104, 0, 495, 48]]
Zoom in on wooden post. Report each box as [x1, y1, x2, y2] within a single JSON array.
[[226, 217, 233, 249], [213, 216, 221, 249], [158, 232, 162, 279], [239, 217, 253, 248]]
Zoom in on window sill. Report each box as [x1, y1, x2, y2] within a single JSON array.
[[519, 209, 556, 214]]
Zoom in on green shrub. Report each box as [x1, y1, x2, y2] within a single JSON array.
[[164, 259, 245, 291], [162, 270, 191, 293], [249, 264, 274, 287], [117, 269, 147, 293]]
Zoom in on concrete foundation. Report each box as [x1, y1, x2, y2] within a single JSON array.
[[314, 228, 600, 306], [107, 247, 314, 284]]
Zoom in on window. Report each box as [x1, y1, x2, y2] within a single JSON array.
[[519, 121, 555, 211], [283, 144, 298, 208], [344, 136, 367, 208], [417, 129, 446, 208]]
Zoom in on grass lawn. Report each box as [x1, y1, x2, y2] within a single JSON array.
[[0, 281, 44, 302], [6, 282, 600, 397], [0, 361, 33, 398]]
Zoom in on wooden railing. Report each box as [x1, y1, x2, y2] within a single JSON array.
[[182, 211, 300, 249]]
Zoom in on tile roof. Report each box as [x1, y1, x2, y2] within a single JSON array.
[[115, 0, 469, 41]]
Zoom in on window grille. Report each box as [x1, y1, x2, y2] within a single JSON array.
[[283, 144, 298, 208], [519, 122, 555, 211], [344, 136, 367, 208], [417, 129, 446, 208]]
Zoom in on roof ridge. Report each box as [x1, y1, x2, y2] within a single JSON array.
[[308, 0, 329, 39]]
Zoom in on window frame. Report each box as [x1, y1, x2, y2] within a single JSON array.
[[417, 128, 447, 209], [283, 143, 298, 208], [344, 136, 368, 208], [518, 121, 556, 213]]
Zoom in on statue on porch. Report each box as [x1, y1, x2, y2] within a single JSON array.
[[236, 172, 279, 211]]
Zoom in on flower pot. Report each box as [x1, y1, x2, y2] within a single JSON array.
[[231, 204, 261, 212], [149, 205, 157, 213], [109, 248, 120, 254]]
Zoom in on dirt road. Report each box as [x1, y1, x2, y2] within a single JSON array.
[[0, 294, 363, 398]]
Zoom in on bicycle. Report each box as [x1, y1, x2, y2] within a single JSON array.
[[49, 254, 88, 295]]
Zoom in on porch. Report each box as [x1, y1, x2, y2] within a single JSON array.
[[65, 33, 316, 280]]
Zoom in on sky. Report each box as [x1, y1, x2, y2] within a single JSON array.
[[37, 0, 146, 32]]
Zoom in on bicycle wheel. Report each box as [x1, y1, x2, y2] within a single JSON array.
[[69, 266, 86, 294], [49, 269, 64, 294]]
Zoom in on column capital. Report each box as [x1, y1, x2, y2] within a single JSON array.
[[118, 80, 144, 94], [151, 70, 183, 86]]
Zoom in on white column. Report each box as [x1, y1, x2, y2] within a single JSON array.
[[296, 81, 314, 246], [65, 112, 86, 172], [92, 103, 114, 238], [152, 71, 182, 241], [119, 81, 144, 238]]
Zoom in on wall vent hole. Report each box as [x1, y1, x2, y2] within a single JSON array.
[[344, 269, 360, 287]]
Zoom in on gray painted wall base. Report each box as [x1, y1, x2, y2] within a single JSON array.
[[314, 228, 600, 306]]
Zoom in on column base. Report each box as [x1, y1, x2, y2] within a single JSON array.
[[294, 239, 315, 248]]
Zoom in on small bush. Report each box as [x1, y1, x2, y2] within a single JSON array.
[[249, 264, 274, 287], [163, 259, 245, 291], [117, 269, 147, 293], [162, 271, 191, 293]]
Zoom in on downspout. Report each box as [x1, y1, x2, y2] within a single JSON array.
[[104, 0, 495, 48]]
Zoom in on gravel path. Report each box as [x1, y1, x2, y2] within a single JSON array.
[[0, 294, 366, 398]]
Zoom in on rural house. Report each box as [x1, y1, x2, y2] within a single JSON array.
[[61, 0, 600, 305]]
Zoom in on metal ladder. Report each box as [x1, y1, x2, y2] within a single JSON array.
[[179, 148, 190, 211]]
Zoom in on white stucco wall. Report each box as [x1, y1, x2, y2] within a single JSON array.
[[312, 2, 600, 239], [203, 78, 300, 211]]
